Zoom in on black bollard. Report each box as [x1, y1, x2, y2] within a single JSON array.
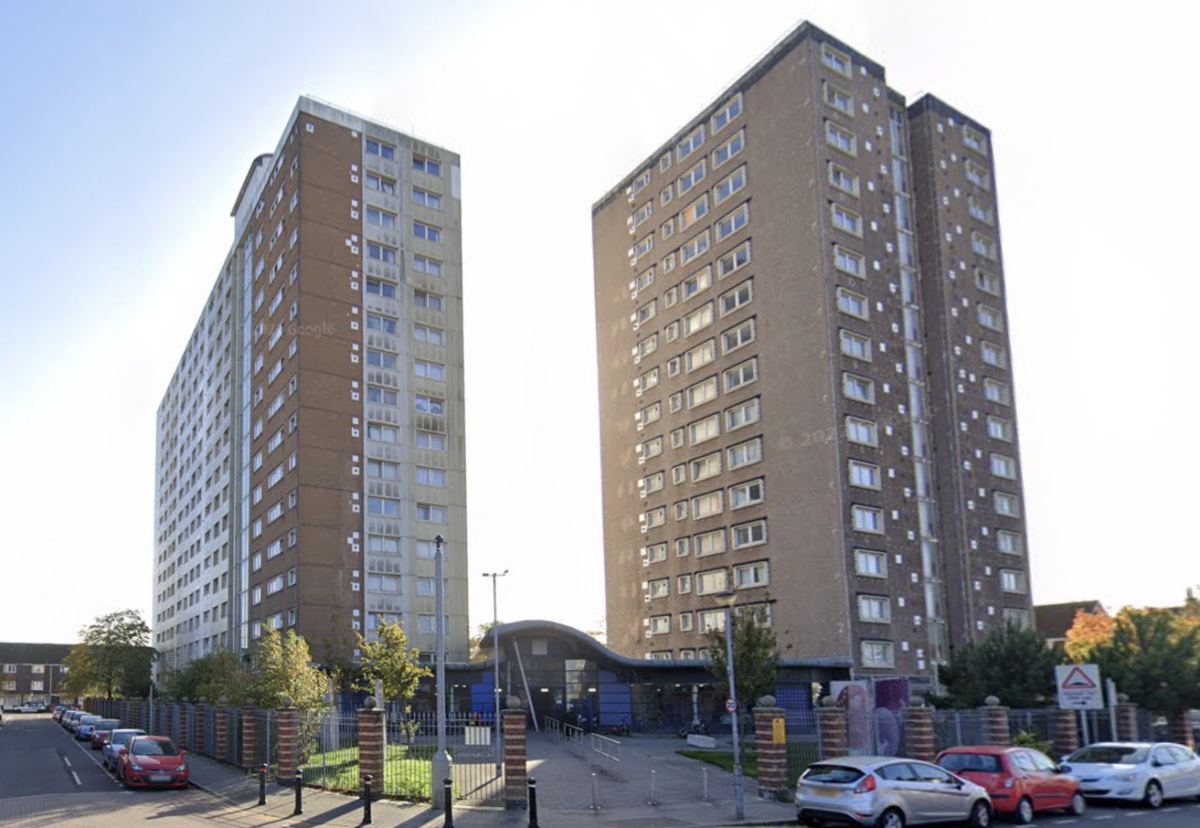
[[294, 771, 303, 815], [443, 777, 454, 828], [258, 764, 267, 806], [363, 774, 373, 824], [528, 777, 539, 828]]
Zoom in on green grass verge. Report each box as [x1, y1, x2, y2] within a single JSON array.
[[677, 749, 760, 778], [299, 744, 436, 801]]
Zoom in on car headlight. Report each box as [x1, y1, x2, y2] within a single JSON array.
[[130, 762, 144, 771], [176, 764, 187, 772]]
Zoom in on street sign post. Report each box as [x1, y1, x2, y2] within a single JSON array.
[[725, 698, 738, 713], [1055, 664, 1103, 710]]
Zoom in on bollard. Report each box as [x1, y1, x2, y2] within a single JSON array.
[[363, 775, 373, 824], [528, 777, 539, 828], [443, 777, 454, 828], [589, 771, 600, 810], [648, 768, 658, 805], [258, 764, 267, 806], [703, 765, 710, 801], [293, 771, 303, 815]]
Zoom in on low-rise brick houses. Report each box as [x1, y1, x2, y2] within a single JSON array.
[[0, 642, 74, 708]]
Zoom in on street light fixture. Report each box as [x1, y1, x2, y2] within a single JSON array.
[[481, 569, 508, 770], [714, 588, 745, 821]]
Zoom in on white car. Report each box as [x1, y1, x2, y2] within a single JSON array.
[[1062, 742, 1200, 808]]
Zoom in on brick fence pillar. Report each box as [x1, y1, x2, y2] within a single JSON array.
[[903, 704, 936, 762], [241, 706, 257, 768], [979, 699, 1011, 746], [277, 701, 299, 784], [1049, 708, 1079, 758], [753, 700, 788, 800], [816, 703, 848, 760], [502, 701, 528, 808], [358, 698, 385, 796], [215, 703, 229, 760], [1115, 701, 1139, 742], [1167, 710, 1195, 750]]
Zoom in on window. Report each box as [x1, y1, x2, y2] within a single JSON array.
[[976, 268, 1001, 296], [415, 360, 446, 380], [366, 206, 397, 228], [366, 279, 397, 298], [826, 121, 857, 156], [683, 303, 714, 336], [413, 254, 443, 276], [965, 160, 991, 190], [997, 530, 1023, 555], [689, 413, 720, 445], [861, 640, 894, 667], [413, 188, 442, 209], [366, 313, 398, 334], [696, 568, 728, 595], [840, 330, 872, 361], [858, 595, 891, 622], [990, 453, 1017, 479], [680, 230, 710, 266], [721, 318, 755, 354], [642, 472, 665, 495], [641, 436, 663, 459], [366, 173, 396, 195], [417, 503, 448, 523], [846, 416, 878, 446], [971, 232, 997, 261], [690, 452, 722, 482], [631, 170, 651, 196], [732, 519, 767, 549], [637, 367, 661, 394], [367, 350, 398, 370], [638, 401, 661, 427], [684, 339, 715, 373], [415, 395, 445, 415], [981, 341, 1007, 369], [822, 44, 852, 77], [413, 221, 442, 243], [368, 497, 400, 517], [367, 242, 397, 264], [415, 431, 447, 451], [849, 459, 881, 489], [413, 291, 444, 312], [648, 615, 670, 635], [834, 245, 865, 277], [633, 233, 654, 260], [851, 504, 884, 534], [677, 125, 705, 162], [727, 437, 763, 470], [831, 203, 862, 236], [368, 386, 398, 406], [711, 94, 742, 132], [1000, 569, 1027, 594], [691, 490, 723, 519], [414, 325, 445, 345], [837, 287, 868, 319], [987, 416, 1013, 442], [645, 542, 667, 563], [824, 82, 854, 115], [416, 467, 447, 487], [368, 460, 401, 480], [418, 615, 439, 634], [968, 195, 994, 225], [366, 137, 396, 159], [252, 586, 262, 605], [714, 166, 747, 204], [843, 373, 875, 404], [716, 204, 749, 241], [717, 241, 751, 279], [678, 160, 707, 196], [267, 575, 284, 596], [984, 378, 1011, 405], [660, 186, 674, 206], [730, 478, 764, 509], [855, 549, 887, 578], [643, 506, 666, 528], [413, 156, 441, 176], [720, 279, 752, 316], [713, 129, 745, 167], [735, 560, 769, 589], [963, 125, 989, 155], [699, 609, 725, 633], [675, 536, 689, 556], [978, 304, 1004, 331], [829, 163, 860, 196], [1003, 608, 1030, 628], [994, 491, 1020, 517], [723, 358, 757, 393], [694, 529, 726, 557], [681, 266, 713, 300], [726, 397, 760, 432], [649, 578, 670, 599]]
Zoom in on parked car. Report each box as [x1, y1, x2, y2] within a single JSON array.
[[115, 735, 190, 790], [19, 701, 47, 713], [936, 745, 1085, 823], [63, 710, 87, 731], [102, 729, 146, 772], [90, 719, 121, 749], [796, 756, 993, 828], [1062, 742, 1200, 808], [75, 714, 105, 741]]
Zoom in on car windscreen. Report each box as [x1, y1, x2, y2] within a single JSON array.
[[938, 753, 1003, 773], [1069, 746, 1148, 764], [97, 720, 120, 729], [802, 764, 865, 784], [131, 740, 180, 756], [112, 731, 144, 745]]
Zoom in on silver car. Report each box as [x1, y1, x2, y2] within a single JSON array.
[[796, 756, 993, 828]]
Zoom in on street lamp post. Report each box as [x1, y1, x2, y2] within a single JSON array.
[[715, 589, 745, 821], [431, 535, 453, 808], [481, 569, 509, 770]]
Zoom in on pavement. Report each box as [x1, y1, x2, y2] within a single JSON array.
[[186, 731, 799, 827]]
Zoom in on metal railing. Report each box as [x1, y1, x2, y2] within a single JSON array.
[[589, 732, 621, 771]]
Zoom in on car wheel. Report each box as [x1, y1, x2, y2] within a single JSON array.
[[876, 807, 905, 828], [1144, 780, 1163, 809], [1066, 791, 1086, 816], [967, 799, 991, 828], [1013, 797, 1033, 825]]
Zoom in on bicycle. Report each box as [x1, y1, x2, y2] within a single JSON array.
[[607, 719, 632, 737], [678, 721, 709, 738]]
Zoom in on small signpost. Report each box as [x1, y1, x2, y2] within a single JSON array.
[[725, 698, 738, 713], [1056, 664, 1102, 745]]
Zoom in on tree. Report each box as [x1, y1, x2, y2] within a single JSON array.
[[1086, 607, 1200, 713], [468, 621, 503, 659], [60, 609, 153, 700], [161, 650, 244, 703], [354, 616, 431, 703], [1064, 608, 1116, 663], [250, 628, 326, 710], [936, 622, 1058, 708], [704, 605, 779, 708]]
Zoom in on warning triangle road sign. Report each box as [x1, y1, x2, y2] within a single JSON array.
[[1060, 666, 1097, 689]]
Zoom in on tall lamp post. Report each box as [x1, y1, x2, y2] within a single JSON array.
[[431, 535, 453, 808], [714, 589, 745, 821], [481, 569, 508, 770]]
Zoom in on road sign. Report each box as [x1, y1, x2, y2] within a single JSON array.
[[725, 698, 738, 713], [1055, 664, 1103, 709]]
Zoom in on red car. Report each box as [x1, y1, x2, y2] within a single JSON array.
[[116, 735, 190, 790], [936, 745, 1085, 824]]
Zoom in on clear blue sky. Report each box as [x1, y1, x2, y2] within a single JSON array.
[[1, 0, 1196, 645]]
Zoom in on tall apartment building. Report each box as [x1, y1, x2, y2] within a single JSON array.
[[592, 23, 1031, 680], [153, 97, 468, 674]]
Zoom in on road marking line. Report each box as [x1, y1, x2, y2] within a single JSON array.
[[71, 771, 81, 786], [63, 757, 71, 768]]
